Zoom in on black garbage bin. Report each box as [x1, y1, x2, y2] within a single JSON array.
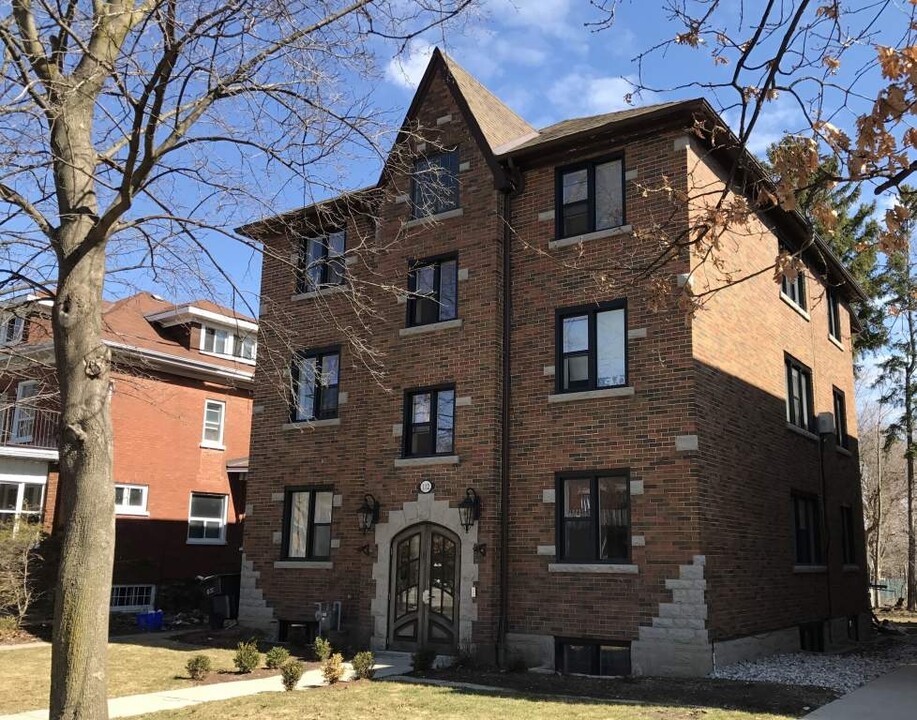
[[210, 593, 231, 629]]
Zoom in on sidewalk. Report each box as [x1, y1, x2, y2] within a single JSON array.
[[805, 664, 917, 719], [0, 652, 413, 720]]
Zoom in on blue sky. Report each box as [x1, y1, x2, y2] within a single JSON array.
[[181, 0, 904, 315]]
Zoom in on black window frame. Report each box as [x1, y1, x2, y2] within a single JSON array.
[[780, 245, 807, 311], [556, 470, 631, 564], [785, 354, 814, 432], [297, 230, 346, 294], [792, 493, 824, 566], [402, 385, 456, 458], [555, 155, 626, 240], [827, 287, 842, 340], [291, 347, 341, 422], [411, 149, 460, 219], [833, 387, 849, 449], [406, 254, 459, 327], [554, 638, 631, 676], [840, 505, 856, 565], [555, 300, 628, 394], [281, 485, 334, 561]]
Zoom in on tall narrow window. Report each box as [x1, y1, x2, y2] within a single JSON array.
[[403, 387, 455, 457], [840, 505, 856, 565], [201, 399, 225, 447], [833, 387, 848, 449], [187, 493, 227, 543], [283, 487, 334, 560], [793, 494, 823, 565], [827, 288, 842, 340], [298, 231, 346, 294], [556, 157, 624, 239], [11, 380, 38, 443], [412, 150, 459, 218], [291, 349, 340, 421], [557, 301, 627, 393], [785, 355, 813, 431], [407, 257, 458, 327], [557, 473, 630, 563], [780, 249, 807, 310]]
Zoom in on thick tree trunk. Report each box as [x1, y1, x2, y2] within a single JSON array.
[[48, 102, 114, 720], [908, 301, 916, 612]]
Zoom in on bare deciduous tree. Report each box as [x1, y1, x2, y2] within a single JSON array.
[[0, 2, 475, 718]]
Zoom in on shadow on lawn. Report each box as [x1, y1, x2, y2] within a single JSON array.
[[405, 669, 839, 718]]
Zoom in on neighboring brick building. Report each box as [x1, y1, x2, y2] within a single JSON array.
[[237, 50, 869, 676], [0, 292, 254, 612]]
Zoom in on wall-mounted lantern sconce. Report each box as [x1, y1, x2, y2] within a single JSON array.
[[357, 493, 380, 534], [458, 488, 480, 533]]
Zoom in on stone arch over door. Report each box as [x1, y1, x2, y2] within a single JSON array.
[[370, 492, 478, 650]]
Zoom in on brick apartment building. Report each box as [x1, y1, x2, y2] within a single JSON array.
[[236, 49, 869, 676], [0, 292, 254, 613]]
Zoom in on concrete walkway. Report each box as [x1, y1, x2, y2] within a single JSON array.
[[0, 652, 413, 720], [805, 664, 917, 719]]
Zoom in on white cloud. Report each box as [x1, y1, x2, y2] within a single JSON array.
[[547, 73, 656, 117], [487, 0, 577, 38], [385, 40, 435, 90]]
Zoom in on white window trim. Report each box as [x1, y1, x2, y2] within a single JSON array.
[[110, 584, 156, 613], [11, 380, 39, 443], [199, 324, 257, 364], [200, 399, 226, 449], [0, 314, 25, 346], [186, 492, 228, 545], [0, 480, 45, 525], [114, 483, 149, 516]]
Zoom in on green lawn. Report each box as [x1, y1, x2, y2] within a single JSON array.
[[0, 639, 240, 714], [134, 680, 795, 720]]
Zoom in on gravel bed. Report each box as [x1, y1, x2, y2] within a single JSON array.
[[712, 636, 917, 694]]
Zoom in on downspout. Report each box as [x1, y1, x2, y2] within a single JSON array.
[[497, 159, 521, 664]]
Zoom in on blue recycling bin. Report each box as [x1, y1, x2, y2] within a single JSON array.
[[135, 610, 163, 631]]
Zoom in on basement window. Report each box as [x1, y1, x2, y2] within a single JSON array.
[[110, 584, 155, 612], [555, 639, 631, 676]]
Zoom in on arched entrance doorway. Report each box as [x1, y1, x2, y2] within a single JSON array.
[[388, 523, 460, 651]]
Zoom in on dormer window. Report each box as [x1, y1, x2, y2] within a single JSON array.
[[201, 325, 257, 361], [0, 314, 25, 346], [556, 157, 624, 239]]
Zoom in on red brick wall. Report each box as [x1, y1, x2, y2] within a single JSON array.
[[688, 139, 868, 640]]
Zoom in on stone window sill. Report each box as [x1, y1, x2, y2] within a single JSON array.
[[399, 319, 463, 337], [282, 418, 341, 430], [403, 207, 464, 229], [548, 387, 635, 403], [549, 224, 633, 250], [780, 292, 811, 321], [274, 561, 333, 570], [843, 564, 860, 573], [187, 539, 227, 546], [291, 284, 348, 301], [786, 423, 818, 441], [394, 455, 460, 468], [793, 564, 827, 574], [548, 563, 638, 574], [828, 334, 844, 352], [200, 442, 225, 451], [116, 510, 150, 518]]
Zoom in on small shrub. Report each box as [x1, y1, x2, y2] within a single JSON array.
[[351, 650, 375, 680], [322, 652, 344, 684], [412, 646, 437, 672], [280, 659, 304, 691], [0, 615, 20, 640], [233, 640, 261, 674], [186, 654, 212, 681], [313, 635, 332, 661], [265, 646, 290, 670]]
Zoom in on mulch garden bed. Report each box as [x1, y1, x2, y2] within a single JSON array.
[[0, 621, 52, 646], [412, 668, 839, 718]]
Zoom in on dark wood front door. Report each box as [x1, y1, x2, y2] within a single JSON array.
[[389, 523, 460, 651]]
